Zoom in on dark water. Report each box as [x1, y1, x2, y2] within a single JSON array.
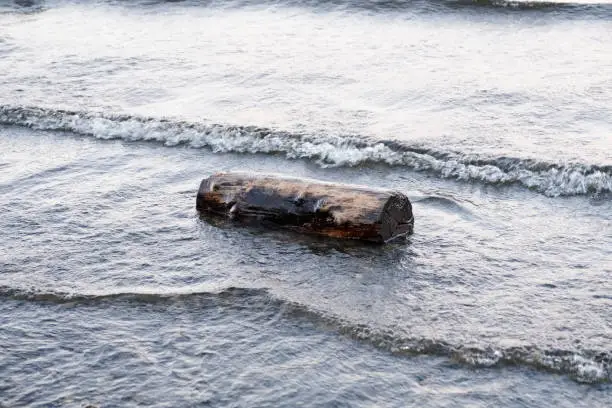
[[1, 0, 611, 406]]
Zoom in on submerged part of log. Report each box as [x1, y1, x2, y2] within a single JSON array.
[[196, 172, 414, 243]]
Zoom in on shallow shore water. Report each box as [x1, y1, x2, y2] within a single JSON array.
[[1, 1, 611, 406]]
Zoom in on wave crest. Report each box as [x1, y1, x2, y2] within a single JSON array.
[[2, 284, 610, 384], [1, 105, 610, 197], [3, 0, 612, 18]]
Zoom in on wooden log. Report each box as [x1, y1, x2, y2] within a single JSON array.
[[196, 172, 414, 243]]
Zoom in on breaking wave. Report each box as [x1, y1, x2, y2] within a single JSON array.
[[181, 0, 612, 14], [4, 0, 612, 17], [1, 105, 610, 197], [1, 284, 610, 384]]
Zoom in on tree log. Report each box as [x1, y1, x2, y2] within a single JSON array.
[[196, 172, 414, 243]]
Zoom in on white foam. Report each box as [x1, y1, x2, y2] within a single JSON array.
[[1, 106, 610, 197]]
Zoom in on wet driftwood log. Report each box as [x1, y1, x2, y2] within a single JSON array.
[[196, 172, 414, 243]]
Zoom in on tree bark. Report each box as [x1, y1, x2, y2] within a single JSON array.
[[196, 172, 414, 243]]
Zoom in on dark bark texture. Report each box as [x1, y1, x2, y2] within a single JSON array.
[[196, 172, 414, 243]]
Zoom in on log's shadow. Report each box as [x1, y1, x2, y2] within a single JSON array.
[[197, 213, 412, 257]]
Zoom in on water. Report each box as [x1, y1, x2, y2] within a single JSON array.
[[1, 0, 611, 406]]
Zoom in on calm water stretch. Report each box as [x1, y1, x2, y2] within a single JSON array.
[[1, 0, 611, 406]]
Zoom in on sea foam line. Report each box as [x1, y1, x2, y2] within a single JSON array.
[[1, 283, 610, 384], [1, 105, 610, 197]]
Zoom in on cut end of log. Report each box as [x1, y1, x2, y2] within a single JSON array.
[[196, 172, 414, 243]]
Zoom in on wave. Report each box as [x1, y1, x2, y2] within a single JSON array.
[[1, 284, 609, 384], [0, 0, 46, 14], [1, 105, 610, 197], [454, 0, 612, 11], [3, 0, 612, 17], [0, 284, 266, 303], [117, 0, 612, 16]]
